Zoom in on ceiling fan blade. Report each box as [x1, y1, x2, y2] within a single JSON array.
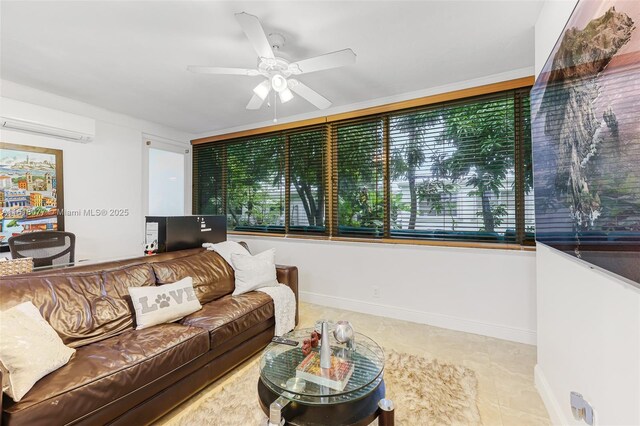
[[289, 80, 332, 110], [235, 12, 275, 59], [246, 94, 266, 110], [187, 66, 259, 76], [289, 49, 356, 74]]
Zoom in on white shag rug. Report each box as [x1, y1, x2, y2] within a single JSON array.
[[177, 350, 480, 425]]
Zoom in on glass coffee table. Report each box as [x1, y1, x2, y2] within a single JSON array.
[[258, 327, 394, 425]]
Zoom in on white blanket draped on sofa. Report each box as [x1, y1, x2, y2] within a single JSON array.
[[257, 284, 296, 336]]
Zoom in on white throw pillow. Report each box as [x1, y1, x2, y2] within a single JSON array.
[[0, 302, 76, 402], [231, 248, 279, 296], [129, 277, 202, 330], [203, 240, 250, 267]]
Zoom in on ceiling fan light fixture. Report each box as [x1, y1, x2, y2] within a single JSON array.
[[271, 74, 288, 93], [188, 12, 354, 112], [253, 80, 271, 100], [279, 88, 294, 103]]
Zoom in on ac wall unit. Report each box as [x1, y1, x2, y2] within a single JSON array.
[[1, 117, 94, 143]]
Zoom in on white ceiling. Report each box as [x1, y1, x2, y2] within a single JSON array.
[[1, 1, 544, 135]]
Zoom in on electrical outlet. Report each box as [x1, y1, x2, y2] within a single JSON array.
[[570, 392, 595, 425], [372, 286, 380, 299]]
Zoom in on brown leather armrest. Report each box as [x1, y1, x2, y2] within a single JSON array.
[[237, 241, 250, 252], [276, 265, 299, 325]]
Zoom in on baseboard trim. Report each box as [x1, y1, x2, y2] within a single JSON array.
[[534, 364, 566, 425], [300, 291, 537, 345]]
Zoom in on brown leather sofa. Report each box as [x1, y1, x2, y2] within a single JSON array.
[[0, 246, 298, 426]]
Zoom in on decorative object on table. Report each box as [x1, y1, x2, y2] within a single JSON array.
[[285, 377, 306, 393], [0, 256, 33, 276], [319, 321, 332, 369], [314, 319, 334, 333], [531, 0, 640, 285], [333, 320, 355, 350], [295, 351, 355, 391], [301, 330, 321, 356], [0, 143, 64, 253], [178, 351, 480, 426]]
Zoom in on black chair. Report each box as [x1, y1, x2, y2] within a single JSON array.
[[8, 231, 76, 268]]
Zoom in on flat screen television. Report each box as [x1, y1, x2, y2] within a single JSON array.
[[531, 0, 640, 285]]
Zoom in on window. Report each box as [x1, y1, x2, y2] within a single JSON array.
[[192, 82, 534, 246], [193, 143, 224, 215], [288, 127, 327, 234], [387, 90, 534, 243], [334, 118, 385, 237], [193, 125, 327, 235]]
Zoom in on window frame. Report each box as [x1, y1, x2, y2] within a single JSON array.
[[192, 77, 536, 251]]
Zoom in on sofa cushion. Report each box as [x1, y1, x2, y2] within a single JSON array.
[[0, 263, 156, 348], [2, 323, 209, 426], [181, 292, 274, 348], [129, 277, 202, 329], [0, 302, 76, 402], [151, 250, 235, 304]]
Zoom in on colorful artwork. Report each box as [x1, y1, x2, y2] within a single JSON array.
[[531, 1, 640, 284], [0, 143, 64, 251]]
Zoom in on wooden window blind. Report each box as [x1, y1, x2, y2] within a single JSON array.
[[193, 134, 286, 233], [192, 81, 534, 246], [193, 125, 328, 235], [386, 88, 534, 244], [287, 125, 328, 235], [333, 117, 386, 237]]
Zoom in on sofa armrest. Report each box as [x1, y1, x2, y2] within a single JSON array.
[[276, 265, 299, 325]]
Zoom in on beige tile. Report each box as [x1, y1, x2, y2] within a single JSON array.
[[473, 368, 499, 403], [488, 339, 537, 377], [478, 400, 503, 426], [499, 406, 551, 426], [494, 368, 548, 418]]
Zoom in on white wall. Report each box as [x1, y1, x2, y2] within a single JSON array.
[[1, 80, 193, 260], [232, 236, 537, 344], [534, 2, 640, 425], [534, 0, 577, 77], [536, 247, 640, 425]]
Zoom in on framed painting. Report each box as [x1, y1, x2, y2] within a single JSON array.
[[0, 142, 64, 252], [531, 1, 640, 285]]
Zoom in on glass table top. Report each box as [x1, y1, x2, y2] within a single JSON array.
[[259, 327, 385, 405]]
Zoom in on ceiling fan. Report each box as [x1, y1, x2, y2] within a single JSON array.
[[188, 12, 356, 111]]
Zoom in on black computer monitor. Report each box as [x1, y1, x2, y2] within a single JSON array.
[[145, 216, 226, 253]]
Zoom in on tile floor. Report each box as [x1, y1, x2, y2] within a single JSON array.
[[158, 302, 550, 425]]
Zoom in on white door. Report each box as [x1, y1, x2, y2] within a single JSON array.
[[144, 137, 189, 216]]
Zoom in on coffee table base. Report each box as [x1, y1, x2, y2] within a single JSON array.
[[258, 378, 393, 426]]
